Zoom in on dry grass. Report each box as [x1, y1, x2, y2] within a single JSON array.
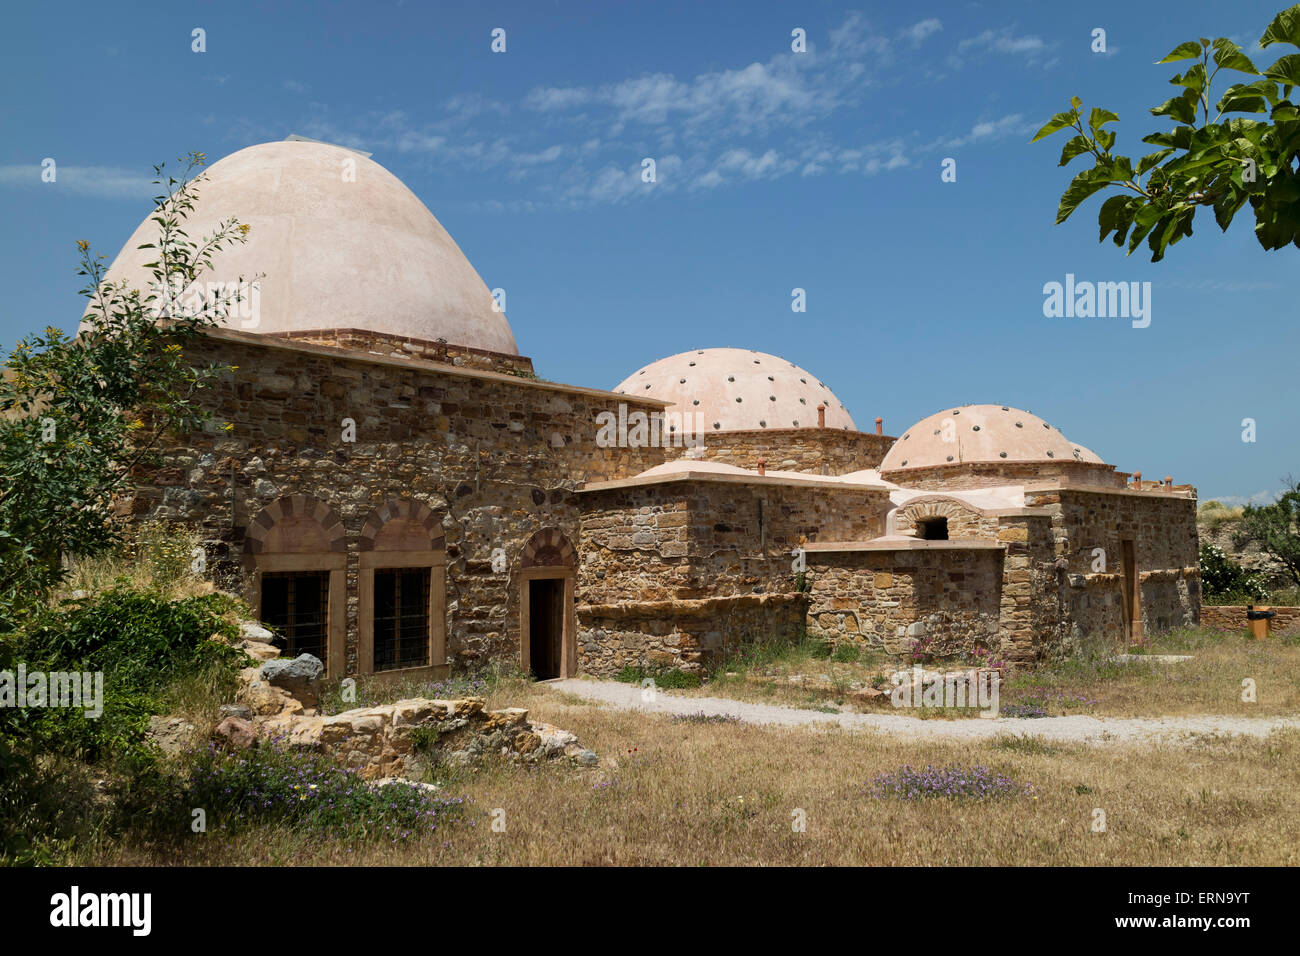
[[663, 628, 1300, 719], [81, 687, 1300, 865]]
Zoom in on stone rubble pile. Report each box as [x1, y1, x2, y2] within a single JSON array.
[[201, 626, 597, 779]]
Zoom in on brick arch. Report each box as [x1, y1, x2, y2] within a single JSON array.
[[359, 499, 445, 551], [891, 496, 984, 538], [245, 495, 347, 554], [520, 528, 576, 569]]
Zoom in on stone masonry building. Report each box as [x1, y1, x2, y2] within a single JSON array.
[[93, 139, 1200, 682]]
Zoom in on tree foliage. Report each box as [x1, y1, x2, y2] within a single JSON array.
[[0, 154, 248, 631], [1034, 4, 1300, 261], [1235, 480, 1300, 588]]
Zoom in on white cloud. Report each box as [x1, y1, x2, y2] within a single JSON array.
[[0, 164, 155, 199], [903, 18, 943, 47], [953, 27, 1056, 68]]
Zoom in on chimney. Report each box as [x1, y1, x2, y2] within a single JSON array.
[[1165, 475, 1173, 490], [817, 403, 826, 428], [874, 416, 883, 436], [756, 458, 766, 477], [1132, 470, 1142, 489]]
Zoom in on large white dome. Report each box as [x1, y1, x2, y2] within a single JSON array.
[[880, 405, 1105, 473], [91, 139, 519, 355], [613, 348, 856, 431]]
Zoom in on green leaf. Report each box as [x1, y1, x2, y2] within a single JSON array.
[[1263, 52, 1300, 85], [1089, 107, 1120, 132], [1211, 38, 1259, 74], [1151, 91, 1198, 125], [1260, 4, 1300, 49], [1137, 148, 1175, 175], [1170, 64, 1207, 95], [1056, 168, 1113, 224], [1032, 110, 1078, 142], [1058, 134, 1093, 166], [1157, 40, 1204, 63], [1097, 194, 1131, 241]]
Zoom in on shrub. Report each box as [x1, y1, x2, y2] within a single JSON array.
[[1199, 543, 1269, 602], [654, 668, 702, 689], [671, 711, 744, 725], [128, 740, 467, 842], [10, 587, 245, 763], [831, 643, 860, 663], [867, 764, 1030, 800]]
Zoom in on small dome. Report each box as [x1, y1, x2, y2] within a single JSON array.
[[613, 348, 856, 431], [89, 139, 518, 355], [880, 405, 1105, 473]]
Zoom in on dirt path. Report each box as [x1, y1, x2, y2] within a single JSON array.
[[548, 678, 1300, 745]]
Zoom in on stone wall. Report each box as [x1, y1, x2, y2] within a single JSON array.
[[120, 330, 670, 674], [276, 328, 537, 378], [880, 461, 1126, 490], [805, 547, 1004, 656], [1028, 488, 1200, 657], [1200, 604, 1300, 633], [688, 427, 895, 475], [576, 477, 889, 672]]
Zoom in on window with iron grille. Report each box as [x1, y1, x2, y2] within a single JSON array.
[[373, 567, 431, 671], [261, 571, 328, 661]]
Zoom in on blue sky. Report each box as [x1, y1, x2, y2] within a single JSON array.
[[1, 0, 1296, 502]]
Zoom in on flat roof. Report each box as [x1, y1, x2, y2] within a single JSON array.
[[578, 468, 893, 494], [803, 538, 1007, 553]]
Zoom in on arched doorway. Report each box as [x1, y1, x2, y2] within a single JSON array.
[[518, 528, 576, 680]]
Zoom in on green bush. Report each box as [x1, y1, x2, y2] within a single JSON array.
[[831, 643, 860, 663], [1200, 543, 1269, 603], [10, 587, 245, 763]]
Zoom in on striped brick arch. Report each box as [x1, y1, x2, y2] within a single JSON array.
[[359, 499, 445, 551], [245, 495, 347, 554], [520, 528, 576, 569]]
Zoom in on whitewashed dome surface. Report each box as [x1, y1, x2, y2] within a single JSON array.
[[614, 348, 856, 431], [91, 139, 519, 355], [880, 404, 1105, 472]]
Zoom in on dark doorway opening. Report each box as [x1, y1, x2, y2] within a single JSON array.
[[919, 517, 949, 540], [373, 567, 431, 672], [261, 570, 328, 660], [528, 578, 563, 679], [1120, 538, 1142, 645]]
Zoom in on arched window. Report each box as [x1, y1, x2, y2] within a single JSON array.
[[358, 500, 447, 678], [245, 495, 347, 678]]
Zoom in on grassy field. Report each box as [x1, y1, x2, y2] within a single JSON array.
[[82, 680, 1300, 865], [658, 628, 1300, 719]]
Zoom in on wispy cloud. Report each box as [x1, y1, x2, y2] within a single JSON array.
[[0, 164, 156, 199], [953, 27, 1057, 69]]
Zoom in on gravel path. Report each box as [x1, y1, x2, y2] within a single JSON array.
[[548, 678, 1300, 745]]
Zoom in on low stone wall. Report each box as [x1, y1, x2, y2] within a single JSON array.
[[805, 549, 1003, 657], [689, 428, 895, 476], [276, 328, 537, 377], [880, 461, 1126, 490], [1201, 605, 1300, 633], [577, 592, 807, 676]]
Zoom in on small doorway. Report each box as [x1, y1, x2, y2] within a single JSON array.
[[1120, 538, 1143, 645], [527, 578, 564, 680]]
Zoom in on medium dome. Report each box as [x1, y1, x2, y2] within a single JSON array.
[[880, 405, 1105, 473], [613, 348, 855, 431], [90, 139, 519, 355]]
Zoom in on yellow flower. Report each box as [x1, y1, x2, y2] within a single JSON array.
[[222, 422, 234, 432], [76, 240, 89, 252], [238, 224, 251, 235]]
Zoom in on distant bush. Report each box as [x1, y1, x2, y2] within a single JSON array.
[[1200, 543, 1269, 603], [868, 764, 1031, 800], [831, 643, 860, 663]]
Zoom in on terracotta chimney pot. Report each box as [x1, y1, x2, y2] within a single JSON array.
[[817, 403, 826, 428], [874, 416, 883, 436]]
